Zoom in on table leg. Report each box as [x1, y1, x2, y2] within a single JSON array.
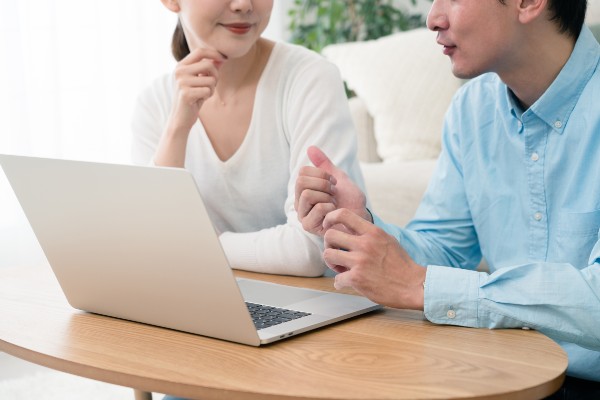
[[133, 389, 153, 400]]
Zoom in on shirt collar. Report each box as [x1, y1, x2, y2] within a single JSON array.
[[507, 25, 600, 135]]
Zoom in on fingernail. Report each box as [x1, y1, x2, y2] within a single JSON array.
[[334, 277, 342, 290]]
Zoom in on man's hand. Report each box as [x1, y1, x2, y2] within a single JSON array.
[[295, 146, 369, 236], [323, 208, 426, 310]]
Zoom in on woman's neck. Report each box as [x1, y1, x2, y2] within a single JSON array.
[[214, 38, 273, 103]]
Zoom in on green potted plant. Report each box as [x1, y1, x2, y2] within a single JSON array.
[[288, 0, 429, 53]]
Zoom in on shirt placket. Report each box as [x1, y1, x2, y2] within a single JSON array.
[[521, 114, 549, 261]]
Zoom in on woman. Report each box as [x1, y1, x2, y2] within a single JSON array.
[[132, 0, 365, 277]]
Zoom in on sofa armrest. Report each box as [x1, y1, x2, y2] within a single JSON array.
[[348, 96, 381, 163]]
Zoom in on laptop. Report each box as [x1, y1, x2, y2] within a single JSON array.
[[0, 154, 381, 346]]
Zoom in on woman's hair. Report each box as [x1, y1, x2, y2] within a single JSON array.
[[171, 20, 191, 61]]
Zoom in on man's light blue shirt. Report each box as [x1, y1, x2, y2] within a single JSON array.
[[374, 26, 600, 381]]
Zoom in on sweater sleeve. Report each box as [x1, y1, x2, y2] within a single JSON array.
[[130, 75, 171, 166], [219, 51, 366, 277]]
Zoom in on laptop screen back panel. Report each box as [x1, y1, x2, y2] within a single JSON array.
[[0, 155, 261, 346]]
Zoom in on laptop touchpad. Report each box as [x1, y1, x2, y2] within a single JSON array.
[[236, 278, 325, 307]]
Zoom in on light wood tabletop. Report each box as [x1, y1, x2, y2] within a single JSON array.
[[0, 264, 566, 400]]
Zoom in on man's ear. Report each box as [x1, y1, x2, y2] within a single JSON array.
[[160, 0, 181, 13], [517, 0, 548, 24]]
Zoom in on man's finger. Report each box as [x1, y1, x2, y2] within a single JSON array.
[[323, 208, 371, 235], [295, 175, 335, 210], [329, 264, 349, 274], [298, 165, 332, 180], [324, 228, 356, 252], [334, 271, 352, 290], [307, 146, 338, 180], [323, 247, 355, 274], [301, 202, 336, 236], [297, 190, 334, 219]]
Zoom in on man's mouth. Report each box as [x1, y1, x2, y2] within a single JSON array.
[[437, 40, 456, 56]]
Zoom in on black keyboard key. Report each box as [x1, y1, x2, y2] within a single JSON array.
[[246, 302, 311, 330]]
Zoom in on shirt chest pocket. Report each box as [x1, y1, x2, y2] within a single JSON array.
[[555, 210, 600, 268]]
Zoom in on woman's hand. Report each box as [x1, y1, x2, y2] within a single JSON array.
[[154, 48, 225, 167], [169, 47, 225, 134]]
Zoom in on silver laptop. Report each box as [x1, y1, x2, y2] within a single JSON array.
[[0, 154, 381, 346]]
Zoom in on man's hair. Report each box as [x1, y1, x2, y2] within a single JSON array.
[[500, 0, 587, 38]]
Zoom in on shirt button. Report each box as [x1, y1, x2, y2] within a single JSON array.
[[447, 310, 456, 319], [534, 212, 543, 221], [554, 120, 563, 129], [531, 152, 539, 161]]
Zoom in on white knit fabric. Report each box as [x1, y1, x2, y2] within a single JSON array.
[[131, 42, 364, 276], [323, 28, 462, 162]]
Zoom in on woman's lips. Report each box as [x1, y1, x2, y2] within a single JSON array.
[[221, 23, 253, 35]]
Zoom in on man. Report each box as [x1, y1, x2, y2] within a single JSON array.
[[295, 0, 600, 396]]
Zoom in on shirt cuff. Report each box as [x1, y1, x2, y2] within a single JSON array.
[[423, 265, 482, 327]]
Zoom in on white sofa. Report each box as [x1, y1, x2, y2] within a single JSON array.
[[323, 24, 600, 228], [323, 28, 462, 227]]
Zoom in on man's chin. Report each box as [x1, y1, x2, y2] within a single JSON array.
[[450, 63, 486, 80]]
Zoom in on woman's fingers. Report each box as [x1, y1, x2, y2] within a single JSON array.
[[178, 59, 220, 80], [177, 75, 218, 103], [180, 47, 225, 66]]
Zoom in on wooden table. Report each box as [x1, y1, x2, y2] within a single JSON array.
[[0, 265, 567, 400]]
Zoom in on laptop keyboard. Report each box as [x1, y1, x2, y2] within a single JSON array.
[[246, 302, 311, 330]]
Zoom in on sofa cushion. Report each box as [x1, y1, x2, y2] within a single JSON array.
[[362, 159, 437, 227], [323, 28, 462, 163]]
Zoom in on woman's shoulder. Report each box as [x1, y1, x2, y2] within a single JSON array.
[[269, 41, 339, 77], [272, 41, 323, 61], [137, 72, 175, 105]]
